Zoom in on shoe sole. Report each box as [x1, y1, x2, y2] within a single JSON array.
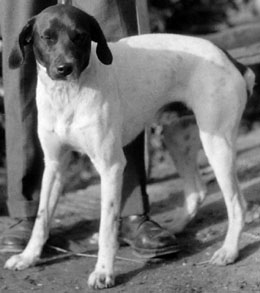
[[119, 237, 180, 259], [132, 245, 180, 259]]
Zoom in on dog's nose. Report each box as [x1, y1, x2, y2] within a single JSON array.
[[57, 63, 73, 76]]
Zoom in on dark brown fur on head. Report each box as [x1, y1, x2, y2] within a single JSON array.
[[9, 4, 113, 80]]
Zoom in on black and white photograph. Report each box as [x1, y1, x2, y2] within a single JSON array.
[[1, 0, 260, 292]]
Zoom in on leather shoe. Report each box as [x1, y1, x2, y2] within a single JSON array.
[[119, 214, 180, 258], [0, 218, 34, 253]]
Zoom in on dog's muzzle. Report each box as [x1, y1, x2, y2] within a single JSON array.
[[56, 63, 73, 77]]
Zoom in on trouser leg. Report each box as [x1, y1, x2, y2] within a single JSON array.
[[1, 1, 179, 258], [121, 132, 149, 217], [2, 0, 148, 218], [73, 0, 148, 217], [1, 0, 56, 218]]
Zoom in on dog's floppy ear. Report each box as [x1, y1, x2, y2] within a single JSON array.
[[9, 17, 35, 69], [89, 16, 113, 65]]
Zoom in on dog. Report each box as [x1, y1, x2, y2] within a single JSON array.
[[4, 4, 255, 289]]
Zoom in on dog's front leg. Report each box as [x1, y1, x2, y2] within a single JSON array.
[[5, 132, 70, 270], [88, 148, 126, 289]]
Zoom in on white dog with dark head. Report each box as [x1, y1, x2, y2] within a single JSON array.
[[5, 4, 254, 289]]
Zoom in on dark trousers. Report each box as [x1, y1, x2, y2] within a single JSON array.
[[1, 0, 149, 218]]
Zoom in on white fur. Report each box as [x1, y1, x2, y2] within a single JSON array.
[[5, 33, 255, 289]]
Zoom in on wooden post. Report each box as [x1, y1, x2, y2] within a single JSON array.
[[136, 0, 151, 34], [135, 0, 152, 177], [58, 0, 72, 5]]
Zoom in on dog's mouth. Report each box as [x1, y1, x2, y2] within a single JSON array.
[[51, 72, 76, 81], [48, 59, 88, 81], [48, 65, 80, 81]]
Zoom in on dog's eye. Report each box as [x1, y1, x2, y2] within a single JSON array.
[[41, 34, 54, 44], [72, 32, 88, 45], [42, 35, 52, 40], [41, 30, 56, 42]]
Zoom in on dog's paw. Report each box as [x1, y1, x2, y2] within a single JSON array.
[[4, 253, 36, 271], [88, 270, 115, 289], [210, 247, 238, 266]]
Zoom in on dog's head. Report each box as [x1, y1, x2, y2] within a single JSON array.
[[9, 4, 113, 80]]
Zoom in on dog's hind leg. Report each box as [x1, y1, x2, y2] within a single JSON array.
[[199, 129, 246, 265], [5, 131, 71, 271], [163, 117, 206, 233], [194, 85, 247, 265]]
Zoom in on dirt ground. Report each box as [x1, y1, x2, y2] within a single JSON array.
[[1, 125, 260, 292]]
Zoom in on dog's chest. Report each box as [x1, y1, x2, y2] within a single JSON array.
[[36, 80, 88, 142]]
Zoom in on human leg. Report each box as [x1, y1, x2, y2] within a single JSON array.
[[0, 0, 56, 252], [73, 0, 180, 257], [1, 0, 179, 257], [119, 132, 179, 257]]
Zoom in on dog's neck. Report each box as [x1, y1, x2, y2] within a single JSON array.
[[35, 55, 102, 115]]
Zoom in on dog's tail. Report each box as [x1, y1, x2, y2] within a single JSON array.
[[243, 67, 255, 98], [222, 49, 255, 97]]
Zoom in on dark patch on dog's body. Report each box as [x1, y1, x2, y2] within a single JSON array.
[[184, 133, 191, 141], [184, 146, 191, 156]]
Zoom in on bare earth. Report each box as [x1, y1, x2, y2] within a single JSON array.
[[1, 125, 260, 293]]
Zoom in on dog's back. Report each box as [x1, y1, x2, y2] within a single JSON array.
[[106, 34, 250, 144]]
